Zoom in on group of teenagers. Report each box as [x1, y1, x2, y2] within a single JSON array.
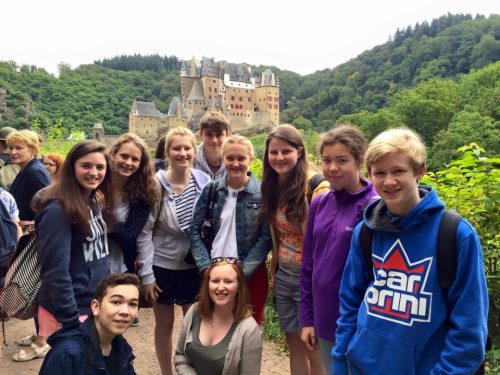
[[0, 109, 488, 375]]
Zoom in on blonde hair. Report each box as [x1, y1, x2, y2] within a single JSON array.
[[365, 128, 427, 175], [222, 134, 254, 159], [6, 130, 40, 157], [164, 127, 197, 159]]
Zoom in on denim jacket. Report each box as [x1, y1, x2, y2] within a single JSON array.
[[189, 171, 271, 278]]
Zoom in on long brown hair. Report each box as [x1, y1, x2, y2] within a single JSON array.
[[34, 140, 114, 230], [197, 260, 251, 322], [109, 133, 158, 206], [260, 124, 308, 226]]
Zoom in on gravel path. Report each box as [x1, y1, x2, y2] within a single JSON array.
[[0, 306, 290, 374]]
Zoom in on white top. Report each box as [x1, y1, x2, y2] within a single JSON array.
[[109, 201, 129, 274], [0, 188, 19, 220], [210, 187, 241, 259]]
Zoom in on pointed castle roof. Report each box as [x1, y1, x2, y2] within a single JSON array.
[[131, 100, 166, 117], [167, 97, 186, 118], [186, 80, 205, 101]]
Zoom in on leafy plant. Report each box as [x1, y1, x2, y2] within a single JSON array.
[[421, 144, 500, 368]]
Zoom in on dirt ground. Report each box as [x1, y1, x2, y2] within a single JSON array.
[[0, 306, 290, 374]]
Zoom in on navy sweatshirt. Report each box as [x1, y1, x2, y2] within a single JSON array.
[[9, 158, 50, 220], [36, 200, 109, 326]]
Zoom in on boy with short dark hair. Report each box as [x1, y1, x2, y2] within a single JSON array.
[[193, 112, 230, 180], [332, 128, 488, 375], [39, 273, 141, 375]]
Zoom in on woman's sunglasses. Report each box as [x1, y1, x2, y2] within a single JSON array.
[[211, 257, 240, 265]]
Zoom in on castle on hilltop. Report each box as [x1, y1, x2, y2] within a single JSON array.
[[129, 56, 279, 145]]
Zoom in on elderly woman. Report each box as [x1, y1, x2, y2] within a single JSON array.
[[7, 129, 51, 224], [7, 130, 51, 362], [43, 152, 65, 182]]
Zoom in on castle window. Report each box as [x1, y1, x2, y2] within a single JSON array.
[[231, 96, 235, 100], [209, 87, 212, 92], [239, 97, 242, 101], [268, 104, 272, 109], [274, 105, 278, 109], [248, 97, 251, 102]]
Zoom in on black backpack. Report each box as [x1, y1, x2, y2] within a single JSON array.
[[307, 173, 326, 204], [0, 196, 17, 258], [359, 209, 490, 374]]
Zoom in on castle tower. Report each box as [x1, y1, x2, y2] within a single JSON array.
[[200, 57, 221, 103], [180, 57, 199, 103], [163, 96, 187, 133], [92, 123, 104, 141], [185, 80, 205, 120], [254, 68, 279, 125]]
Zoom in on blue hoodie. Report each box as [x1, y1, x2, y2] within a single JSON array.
[[332, 187, 488, 375], [36, 200, 109, 326], [39, 317, 135, 375]]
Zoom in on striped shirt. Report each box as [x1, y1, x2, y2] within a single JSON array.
[[173, 177, 197, 231]]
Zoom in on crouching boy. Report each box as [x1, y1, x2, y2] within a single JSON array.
[[332, 128, 488, 375], [39, 273, 140, 375]]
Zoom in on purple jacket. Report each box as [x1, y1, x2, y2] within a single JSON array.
[[300, 181, 377, 341]]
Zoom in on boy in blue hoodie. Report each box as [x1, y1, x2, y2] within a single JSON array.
[[332, 128, 488, 375], [39, 273, 140, 375]]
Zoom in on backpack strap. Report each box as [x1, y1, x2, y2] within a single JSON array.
[[307, 173, 325, 204], [359, 223, 374, 278], [436, 209, 461, 290]]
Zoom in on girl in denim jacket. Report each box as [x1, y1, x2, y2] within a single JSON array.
[[190, 135, 272, 325]]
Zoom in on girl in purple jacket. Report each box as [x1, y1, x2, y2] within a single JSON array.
[[299, 124, 377, 372]]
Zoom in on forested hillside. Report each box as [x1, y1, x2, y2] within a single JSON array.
[[0, 13, 498, 155], [280, 13, 500, 129]]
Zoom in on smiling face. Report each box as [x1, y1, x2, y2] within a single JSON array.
[[267, 137, 302, 182], [223, 142, 252, 184], [369, 152, 425, 216], [91, 284, 139, 339], [208, 263, 238, 309], [167, 135, 195, 170], [322, 143, 363, 193], [110, 141, 142, 179], [74, 152, 107, 195], [200, 128, 227, 159], [9, 141, 36, 169]]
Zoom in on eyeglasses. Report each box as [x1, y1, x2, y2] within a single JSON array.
[[211, 257, 240, 265], [44, 162, 56, 167]]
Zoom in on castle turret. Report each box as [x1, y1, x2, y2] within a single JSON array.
[[254, 68, 279, 125]]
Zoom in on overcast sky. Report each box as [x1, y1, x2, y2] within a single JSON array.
[[2, 0, 498, 76]]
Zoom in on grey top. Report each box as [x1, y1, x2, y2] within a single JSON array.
[[175, 303, 263, 375], [185, 310, 237, 375]]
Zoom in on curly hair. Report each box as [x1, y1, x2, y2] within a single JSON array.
[[260, 124, 308, 226], [109, 133, 158, 206]]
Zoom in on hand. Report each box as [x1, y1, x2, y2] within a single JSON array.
[[301, 326, 318, 351], [20, 220, 35, 235], [95, 190, 105, 209], [143, 283, 162, 303]]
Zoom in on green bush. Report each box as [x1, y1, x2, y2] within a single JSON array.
[[421, 144, 499, 373]]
